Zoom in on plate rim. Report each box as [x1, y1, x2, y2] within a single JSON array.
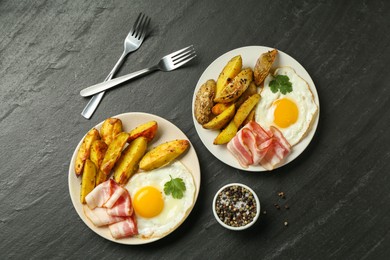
[[192, 45, 320, 172], [68, 112, 201, 245]]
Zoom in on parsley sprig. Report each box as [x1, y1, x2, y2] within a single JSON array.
[[269, 75, 293, 94], [164, 176, 186, 199]]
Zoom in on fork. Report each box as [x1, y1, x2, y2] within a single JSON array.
[[81, 13, 151, 119], [80, 45, 196, 97]]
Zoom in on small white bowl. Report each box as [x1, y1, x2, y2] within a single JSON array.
[[212, 183, 260, 231]]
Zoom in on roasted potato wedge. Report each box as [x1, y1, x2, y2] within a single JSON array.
[[139, 139, 190, 171], [242, 108, 256, 126], [90, 140, 108, 186], [75, 128, 100, 176], [128, 121, 158, 143], [235, 81, 257, 108], [203, 103, 235, 130], [80, 159, 97, 204], [215, 55, 242, 99], [194, 79, 216, 124], [113, 137, 148, 185], [214, 68, 253, 103], [213, 120, 238, 145], [233, 93, 261, 128], [254, 49, 278, 85], [100, 132, 129, 175], [211, 102, 232, 115], [100, 118, 123, 146]]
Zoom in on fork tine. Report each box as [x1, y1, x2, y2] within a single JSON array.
[[174, 52, 197, 68], [173, 48, 196, 64], [134, 13, 146, 38], [139, 16, 150, 40], [166, 45, 193, 59], [130, 13, 143, 36]]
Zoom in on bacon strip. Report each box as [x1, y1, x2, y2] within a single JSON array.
[[107, 191, 133, 217], [227, 122, 292, 170], [227, 129, 254, 168], [84, 179, 137, 239], [109, 216, 138, 239], [104, 182, 126, 209], [85, 179, 114, 209], [84, 207, 125, 227]]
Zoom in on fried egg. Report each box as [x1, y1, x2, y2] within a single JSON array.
[[126, 161, 195, 238], [255, 67, 318, 146]]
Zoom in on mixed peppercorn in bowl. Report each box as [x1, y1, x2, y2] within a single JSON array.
[[212, 183, 260, 230]]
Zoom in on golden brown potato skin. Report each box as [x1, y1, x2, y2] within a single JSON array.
[[214, 68, 253, 103], [113, 137, 148, 185], [233, 93, 261, 128], [128, 121, 158, 143], [215, 55, 242, 99], [90, 140, 108, 186], [213, 120, 238, 145], [203, 103, 235, 130], [235, 81, 257, 108], [139, 140, 190, 171], [254, 49, 278, 86], [75, 128, 100, 176], [100, 118, 123, 146], [194, 80, 216, 124], [211, 102, 231, 115], [242, 108, 256, 126], [100, 132, 129, 176], [80, 159, 97, 204]]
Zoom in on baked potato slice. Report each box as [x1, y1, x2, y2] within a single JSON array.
[[214, 68, 253, 103], [242, 108, 256, 126], [213, 120, 238, 145], [90, 140, 108, 186], [139, 139, 190, 171], [194, 79, 216, 124], [80, 159, 97, 204], [211, 102, 232, 115], [113, 137, 148, 185], [254, 49, 278, 86], [235, 81, 257, 108], [100, 132, 130, 175], [203, 103, 235, 130], [75, 128, 100, 176], [233, 93, 261, 128], [215, 55, 242, 99], [128, 121, 158, 143], [100, 118, 123, 146]]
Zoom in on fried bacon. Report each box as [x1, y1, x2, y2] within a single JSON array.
[[227, 122, 291, 170], [84, 179, 137, 238], [109, 215, 138, 239]]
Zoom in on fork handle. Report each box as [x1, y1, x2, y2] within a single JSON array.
[[81, 51, 127, 119], [80, 65, 158, 97]]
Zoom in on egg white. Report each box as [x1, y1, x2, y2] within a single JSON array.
[[255, 66, 318, 146], [126, 161, 195, 238]]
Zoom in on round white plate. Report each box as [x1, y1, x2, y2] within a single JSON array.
[[192, 46, 320, 171], [68, 112, 201, 244]]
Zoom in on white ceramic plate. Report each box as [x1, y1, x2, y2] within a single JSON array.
[[68, 112, 201, 244], [192, 46, 320, 171]]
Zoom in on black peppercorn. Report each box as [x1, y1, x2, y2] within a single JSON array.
[[215, 185, 257, 227]]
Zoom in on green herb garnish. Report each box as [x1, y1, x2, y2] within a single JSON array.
[[164, 176, 186, 199], [269, 75, 293, 94]]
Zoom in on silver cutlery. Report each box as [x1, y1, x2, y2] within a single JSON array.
[[81, 13, 150, 119], [80, 45, 196, 97]]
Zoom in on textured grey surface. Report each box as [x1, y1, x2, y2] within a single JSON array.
[[1, 0, 389, 259]]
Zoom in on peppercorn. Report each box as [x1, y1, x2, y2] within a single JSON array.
[[215, 185, 257, 227]]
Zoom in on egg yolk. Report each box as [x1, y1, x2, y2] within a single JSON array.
[[133, 186, 164, 218], [273, 98, 298, 128]]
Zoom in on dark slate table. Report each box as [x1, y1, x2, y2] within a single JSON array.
[[1, 0, 389, 259]]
